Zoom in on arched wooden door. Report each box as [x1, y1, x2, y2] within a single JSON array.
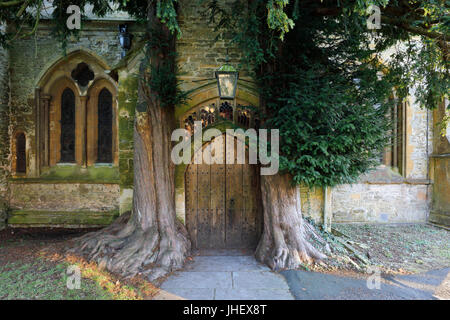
[[185, 134, 262, 249]]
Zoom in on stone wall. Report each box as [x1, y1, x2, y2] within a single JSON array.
[[332, 182, 429, 223], [0, 24, 9, 229], [329, 86, 433, 224], [177, 0, 248, 83], [1, 8, 437, 227], [8, 21, 125, 177], [406, 87, 433, 179], [429, 100, 450, 226], [2, 20, 140, 226], [174, 2, 433, 226], [300, 186, 324, 224], [117, 65, 139, 214], [9, 182, 119, 212]]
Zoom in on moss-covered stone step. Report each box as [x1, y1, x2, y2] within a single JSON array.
[[8, 210, 119, 227]]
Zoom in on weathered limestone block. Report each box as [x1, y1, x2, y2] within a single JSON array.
[[300, 186, 324, 224], [9, 182, 120, 212], [332, 182, 430, 223]]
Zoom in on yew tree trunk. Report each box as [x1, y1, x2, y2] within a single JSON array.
[[255, 173, 326, 270], [69, 3, 190, 281]]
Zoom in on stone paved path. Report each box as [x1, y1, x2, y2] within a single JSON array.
[[160, 254, 294, 300], [281, 267, 450, 300]]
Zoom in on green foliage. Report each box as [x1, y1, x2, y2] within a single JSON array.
[[262, 12, 396, 187], [390, 38, 449, 113], [0, 0, 447, 187], [0, 0, 185, 109], [141, 24, 188, 109], [206, 0, 448, 187], [145, 59, 188, 108], [266, 0, 294, 40], [156, 0, 181, 35], [0, 0, 114, 50]]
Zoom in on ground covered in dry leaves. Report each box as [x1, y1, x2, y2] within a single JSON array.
[[0, 223, 448, 299], [332, 223, 450, 274]]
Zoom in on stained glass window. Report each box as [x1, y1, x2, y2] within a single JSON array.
[[16, 132, 26, 173], [60, 88, 76, 162], [97, 88, 113, 163]]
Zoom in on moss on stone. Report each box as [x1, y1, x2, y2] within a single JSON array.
[[8, 209, 119, 226], [118, 72, 138, 189], [14, 165, 121, 183]]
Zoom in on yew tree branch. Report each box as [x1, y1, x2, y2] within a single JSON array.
[[381, 16, 447, 40], [0, 0, 25, 8]]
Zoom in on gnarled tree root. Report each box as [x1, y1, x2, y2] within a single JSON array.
[[68, 212, 191, 281], [255, 173, 327, 270]]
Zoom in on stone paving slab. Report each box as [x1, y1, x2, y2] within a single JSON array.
[[281, 268, 450, 300], [233, 271, 290, 289], [215, 288, 294, 300], [161, 288, 215, 300], [159, 255, 294, 300], [161, 271, 233, 290], [184, 256, 270, 272], [193, 249, 254, 256]]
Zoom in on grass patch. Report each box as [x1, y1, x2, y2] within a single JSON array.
[[0, 259, 113, 300], [0, 228, 160, 300]]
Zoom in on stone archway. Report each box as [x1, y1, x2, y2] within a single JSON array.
[[185, 134, 262, 249]]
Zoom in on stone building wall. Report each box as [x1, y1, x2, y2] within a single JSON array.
[[406, 87, 433, 179], [4, 19, 140, 226], [332, 182, 429, 223], [9, 182, 119, 212], [8, 21, 125, 177], [177, 0, 249, 86], [330, 86, 433, 224], [0, 24, 10, 229], [0, 4, 439, 228], [117, 64, 139, 214], [429, 99, 450, 226], [174, 1, 433, 226]]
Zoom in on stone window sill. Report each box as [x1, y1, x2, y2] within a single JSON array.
[[358, 165, 432, 185]]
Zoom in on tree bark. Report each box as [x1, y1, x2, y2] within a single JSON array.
[[69, 2, 190, 281], [255, 173, 326, 270]]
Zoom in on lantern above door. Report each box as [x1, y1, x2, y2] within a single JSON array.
[[215, 58, 239, 100]]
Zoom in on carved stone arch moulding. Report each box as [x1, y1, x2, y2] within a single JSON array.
[[36, 49, 112, 91], [174, 89, 261, 227], [34, 50, 119, 173], [181, 98, 261, 135]]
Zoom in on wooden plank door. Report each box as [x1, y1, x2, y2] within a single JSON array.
[[185, 134, 261, 249], [209, 136, 226, 248], [225, 135, 244, 248]]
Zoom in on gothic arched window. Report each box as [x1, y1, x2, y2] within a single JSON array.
[[237, 108, 250, 128], [60, 88, 76, 163], [219, 102, 233, 121], [97, 88, 113, 163], [16, 132, 26, 174]]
